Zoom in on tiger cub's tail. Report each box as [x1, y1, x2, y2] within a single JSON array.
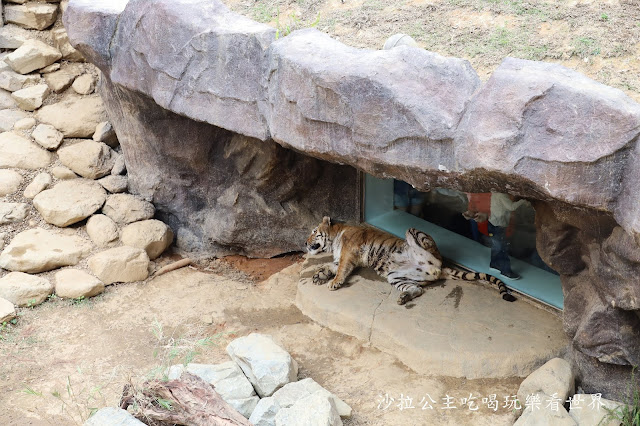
[[442, 267, 517, 302]]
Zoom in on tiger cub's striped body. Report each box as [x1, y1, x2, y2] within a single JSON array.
[[306, 217, 516, 305]]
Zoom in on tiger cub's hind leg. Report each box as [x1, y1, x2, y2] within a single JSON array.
[[393, 280, 425, 305], [313, 263, 337, 285]]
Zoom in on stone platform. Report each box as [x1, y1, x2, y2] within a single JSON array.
[[297, 254, 568, 379]]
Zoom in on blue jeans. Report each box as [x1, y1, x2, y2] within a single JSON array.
[[488, 223, 513, 274]]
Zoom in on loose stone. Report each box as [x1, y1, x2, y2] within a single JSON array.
[[0, 169, 23, 196], [23, 172, 51, 199], [0, 272, 53, 307], [102, 194, 155, 225], [11, 83, 50, 111], [88, 246, 150, 285], [0, 228, 92, 273], [226, 333, 298, 397], [121, 219, 173, 260], [4, 39, 61, 74], [0, 132, 53, 169], [54, 269, 104, 299], [86, 214, 119, 247], [58, 140, 116, 180], [0, 202, 29, 225], [33, 179, 107, 227], [31, 123, 63, 149]]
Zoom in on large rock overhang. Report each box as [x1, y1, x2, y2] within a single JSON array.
[[65, 0, 640, 397], [65, 0, 640, 236]]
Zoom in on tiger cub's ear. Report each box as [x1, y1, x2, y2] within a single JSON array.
[[322, 216, 331, 226]]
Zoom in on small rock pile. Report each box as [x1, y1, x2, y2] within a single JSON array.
[[88, 333, 351, 426], [514, 358, 626, 426], [0, 2, 174, 325]]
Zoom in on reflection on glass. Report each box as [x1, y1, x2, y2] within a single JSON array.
[[393, 180, 557, 278]]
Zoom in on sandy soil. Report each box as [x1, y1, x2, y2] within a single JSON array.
[[224, 0, 640, 103], [0, 256, 523, 425]]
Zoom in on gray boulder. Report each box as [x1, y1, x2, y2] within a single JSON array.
[[268, 378, 351, 418], [266, 29, 480, 187], [226, 333, 298, 398], [568, 394, 625, 426], [249, 397, 280, 426], [514, 396, 576, 426], [79, 0, 276, 141], [274, 391, 343, 426], [84, 407, 145, 426], [517, 358, 575, 406]]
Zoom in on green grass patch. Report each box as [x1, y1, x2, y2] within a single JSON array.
[[572, 36, 601, 57], [251, 1, 276, 23]]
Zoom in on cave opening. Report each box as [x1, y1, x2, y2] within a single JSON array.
[[363, 174, 563, 310]]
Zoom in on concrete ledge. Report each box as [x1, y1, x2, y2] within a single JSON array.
[[297, 254, 568, 379]]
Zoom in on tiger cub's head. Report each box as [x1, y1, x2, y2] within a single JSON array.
[[306, 216, 332, 255]]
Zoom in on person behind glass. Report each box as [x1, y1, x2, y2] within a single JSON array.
[[393, 180, 426, 216], [488, 192, 530, 280]]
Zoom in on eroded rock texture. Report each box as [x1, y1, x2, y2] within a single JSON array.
[[65, 0, 640, 396], [535, 202, 640, 396], [100, 77, 358, 257]]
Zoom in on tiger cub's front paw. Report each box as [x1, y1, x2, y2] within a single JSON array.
[[312, 266, 334, 285], [327, 279, 342, 291]]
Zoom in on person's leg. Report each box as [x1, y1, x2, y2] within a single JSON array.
[[489, 224, 516, 276], [470, 219, 479, 242]]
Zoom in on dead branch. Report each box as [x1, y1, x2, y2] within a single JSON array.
[[120, 372, 251, 426]]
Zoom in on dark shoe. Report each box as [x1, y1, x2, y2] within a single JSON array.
[[500, 270, 521, 280]]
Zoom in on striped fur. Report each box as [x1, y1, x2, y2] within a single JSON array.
[[306, 216, 516, 305], [441, 268, 516, 302]]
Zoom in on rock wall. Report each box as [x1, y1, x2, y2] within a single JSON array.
[[64, 0, 640, 397], [100, 77, 358, 257]]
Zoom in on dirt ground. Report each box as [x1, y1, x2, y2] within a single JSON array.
[[0, 255, 523, 425], [224, 0, 640, 103]]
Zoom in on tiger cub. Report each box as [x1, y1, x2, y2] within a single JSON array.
[[306, 216, 516, 305]]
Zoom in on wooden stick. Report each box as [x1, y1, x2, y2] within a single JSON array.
[[153, 258, 193, 277]]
